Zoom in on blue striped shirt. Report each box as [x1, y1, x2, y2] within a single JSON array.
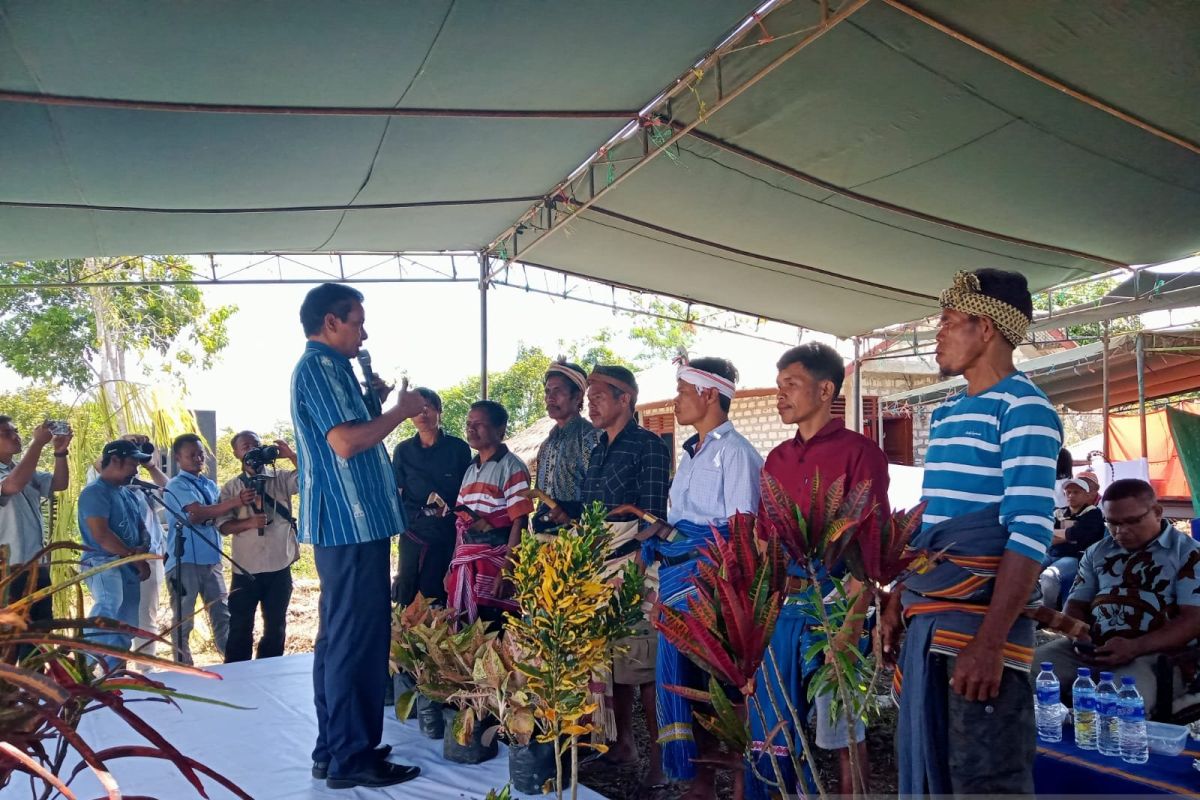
[[290, 341, 406, 547], [921, 371, 1063, 562]]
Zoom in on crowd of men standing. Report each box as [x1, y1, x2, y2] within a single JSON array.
[[5, 266, 1197, 797]]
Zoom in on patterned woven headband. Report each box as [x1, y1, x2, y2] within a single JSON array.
[[545, 363, 586, 394], [939, 271, 1030, 347]]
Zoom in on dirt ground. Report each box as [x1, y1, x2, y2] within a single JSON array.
[[167, 570, 899, 799]]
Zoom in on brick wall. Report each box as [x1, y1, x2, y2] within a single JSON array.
[[640, 390, 790, 465], [640, 370, 943, 466]]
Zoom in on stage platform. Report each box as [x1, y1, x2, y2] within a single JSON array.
[[67, 653, 607, 799]]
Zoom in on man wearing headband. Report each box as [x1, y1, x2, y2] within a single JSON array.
[[1039, 472, 1103, 610], [532, 360, 598, 533], [581, 363, 670, 788], [645, 356, 762, 797], [749, 342, 889, 798], [885, 269, 1062, 796]]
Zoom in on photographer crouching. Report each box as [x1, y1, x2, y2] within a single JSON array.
[[217, 432, 300, 663]]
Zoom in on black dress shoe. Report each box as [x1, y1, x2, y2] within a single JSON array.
[[326, 761, 419, 790], [311, 744, 393, 780]]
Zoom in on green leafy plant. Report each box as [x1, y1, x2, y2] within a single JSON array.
[[506, 501, 643, 799], [0, 544, 250, 800]]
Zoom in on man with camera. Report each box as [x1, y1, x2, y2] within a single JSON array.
[[89, 433, 170, 656], [0, 417, 71, 635], [78, 439, 154, 669], [216, 432, 300, 663], [164, 433, 255, 665]]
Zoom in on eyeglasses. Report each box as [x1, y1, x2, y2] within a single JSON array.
[[1104, 508, 1154, 528]]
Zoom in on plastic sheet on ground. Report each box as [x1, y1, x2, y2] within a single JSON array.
[[65, 653, 607, 800]]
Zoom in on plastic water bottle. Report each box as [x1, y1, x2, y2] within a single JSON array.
[[1072, 667, 1098, 750], [1096, 671, 1120, 756], [1035, 662, 1063, 742], [1118, 676, 1149, 764]]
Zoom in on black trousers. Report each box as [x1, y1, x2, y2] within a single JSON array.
[[391, 533, 454, 606], [224, 567, 292, 663], [11, 565, 52, 662], [312, 538, 390, 778]]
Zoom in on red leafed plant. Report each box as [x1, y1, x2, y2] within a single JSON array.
[[658, 470, 928, 799], [652, 514, 786, 752], [0, 543, 251, 800]]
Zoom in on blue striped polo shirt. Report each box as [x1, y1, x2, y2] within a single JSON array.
[[921, 371, 1063, 562], [290, 340, 406, 547]]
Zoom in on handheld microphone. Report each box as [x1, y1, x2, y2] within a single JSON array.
[[129, 478, 160, 491], [357, 349, 383, 417]]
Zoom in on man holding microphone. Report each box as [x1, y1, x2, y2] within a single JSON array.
[[291, 283, 426, 790]]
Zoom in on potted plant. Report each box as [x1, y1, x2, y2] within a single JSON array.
[[412, 616, 506, 764], [390, 594, 454, 738], [655, 471, 927, 799], [505, 502, 644, 800]]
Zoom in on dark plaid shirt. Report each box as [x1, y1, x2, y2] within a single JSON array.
[[581, 418, 670, 523]]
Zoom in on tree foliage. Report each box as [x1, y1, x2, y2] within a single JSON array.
[[1034, 277, 1141, 342], [622, 298, 697, 364], [0, 257, 236, 391]]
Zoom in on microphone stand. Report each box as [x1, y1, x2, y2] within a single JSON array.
[[133, 485, 255, 663]]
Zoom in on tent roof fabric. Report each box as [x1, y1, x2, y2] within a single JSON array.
[[2, 0, 1199, 337], [880, 331, 1200, 412]]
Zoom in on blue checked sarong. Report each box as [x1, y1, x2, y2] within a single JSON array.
[[645, 519, 725, 781]]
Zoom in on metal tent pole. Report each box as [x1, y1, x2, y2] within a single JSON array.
[[1136, 331, 1148, 460], [479, 253, 490, 399], [1101, 320, 1111, 459], [853, 337, 863, 434]]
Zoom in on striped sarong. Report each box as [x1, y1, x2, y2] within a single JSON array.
[[895, 504, 1039, 797], [645, 519, 725, 781]]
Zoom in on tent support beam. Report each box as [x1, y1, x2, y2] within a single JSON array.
[[879, 0, 1200, 157], [682, 128, 1128, 271], [479, 253, 490, 400], [0, 90, 638, 120], [853, 336, 863, 434], [1101, 320, 1110, 458], [1136, 330, 1148, 460], [485, 0, 872, 278]]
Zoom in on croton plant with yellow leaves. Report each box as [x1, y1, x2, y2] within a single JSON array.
[[506, 501, 643, 799]]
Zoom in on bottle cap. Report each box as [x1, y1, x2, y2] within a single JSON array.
[[1040, 661, 1054, 671], [1076, 667, 1091, 677], [1121, 676, 1136, 685], [1099, 671, 1114, 680]]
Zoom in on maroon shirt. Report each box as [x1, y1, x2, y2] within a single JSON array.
[[761, 417, 891, 577]]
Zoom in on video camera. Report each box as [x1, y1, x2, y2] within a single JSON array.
[[241, 444, 280, 472]]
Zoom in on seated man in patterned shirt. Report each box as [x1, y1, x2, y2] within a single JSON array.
[[1034, 478, 1200, 715]]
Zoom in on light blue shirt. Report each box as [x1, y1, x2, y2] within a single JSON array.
[[77, 478, 148, 567], [921, 371, 1062, 563], [290, 340, 406, 547], [667, 420, 763, 526], [164, 471, 223, 569]]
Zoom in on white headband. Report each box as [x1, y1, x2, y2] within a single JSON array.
[[677, 365, 736, 399]]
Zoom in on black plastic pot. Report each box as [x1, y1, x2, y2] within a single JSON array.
[[441, 708, 498, 765], [508, 738, 569, 795], [416, 695, 445, 739]]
